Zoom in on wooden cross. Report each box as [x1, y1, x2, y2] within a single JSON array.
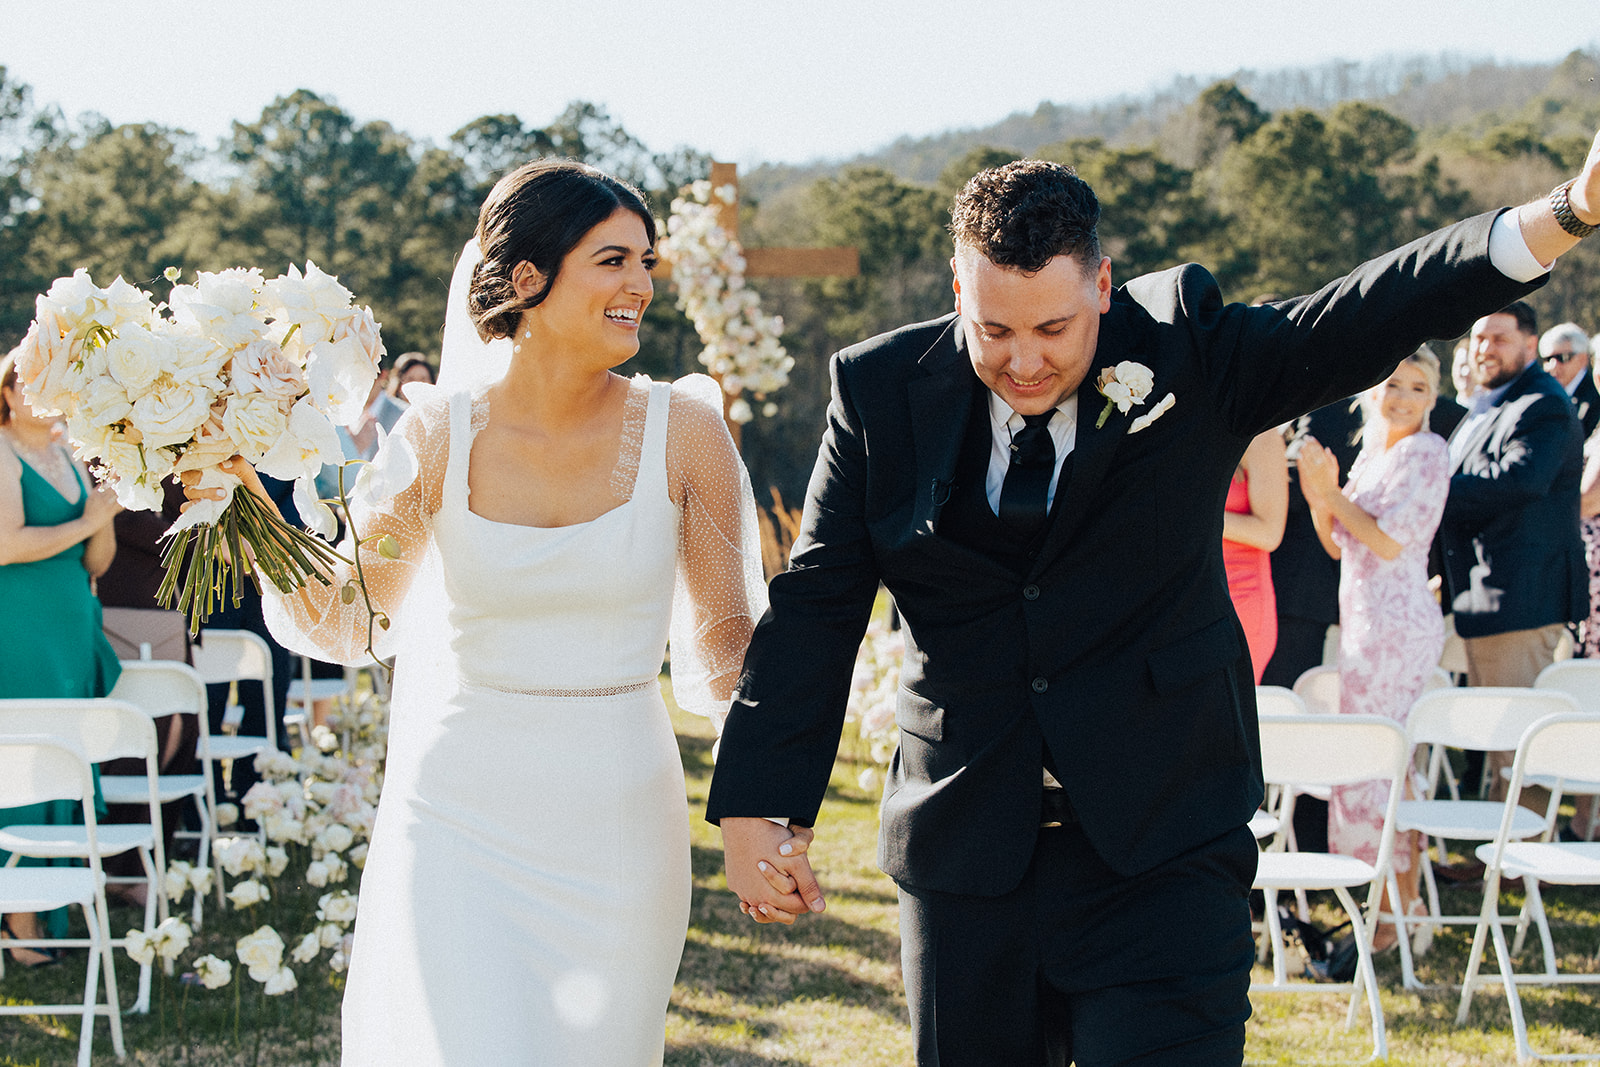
[[655, 161, 859, 444]]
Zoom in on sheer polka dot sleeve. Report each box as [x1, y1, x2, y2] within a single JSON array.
[[666, 375, 768, 732], [260, 387, 449, 666]]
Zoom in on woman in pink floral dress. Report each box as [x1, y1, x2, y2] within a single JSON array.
[[1299, 347, 1449, 947]]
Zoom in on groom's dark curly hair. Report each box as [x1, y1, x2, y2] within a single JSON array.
[[949, 160, 1101, 274]]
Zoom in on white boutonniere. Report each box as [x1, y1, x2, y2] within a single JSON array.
[[1128, 393, 1176, 434], [1093, 361, 1156, 428]]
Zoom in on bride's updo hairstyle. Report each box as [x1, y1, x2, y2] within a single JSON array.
[[468, 159, 657, 343]]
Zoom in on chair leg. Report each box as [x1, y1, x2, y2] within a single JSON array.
[[1263, 888, 1287, 985], [1457, 871, 1503, 1025], [94, 893, 125, 1059], [1521, 879, 1558, 978], [1334, 885, 1386, 1061], [1488, 904, 1535, 1064], [77, 903, 100, 1067]]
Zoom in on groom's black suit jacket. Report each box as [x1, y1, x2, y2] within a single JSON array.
[[707, 211, 1541, 897]]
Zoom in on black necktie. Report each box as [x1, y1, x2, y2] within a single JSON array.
[[999, 412, 1056, 541]]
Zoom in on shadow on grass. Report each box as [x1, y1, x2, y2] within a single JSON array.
[[665, 1042, 810, 1067]]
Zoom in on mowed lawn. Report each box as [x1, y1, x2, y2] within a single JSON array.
[[5, 682, 1600, 1064]]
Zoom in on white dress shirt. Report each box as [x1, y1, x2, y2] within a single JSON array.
[[985, 392, 1079, 514]]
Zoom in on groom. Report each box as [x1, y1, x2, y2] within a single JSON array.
[[708, 140, 1600, 1064]]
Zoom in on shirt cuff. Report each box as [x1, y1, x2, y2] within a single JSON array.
[[1488, 208, 1551, 282], [763, 816, 791, 828]]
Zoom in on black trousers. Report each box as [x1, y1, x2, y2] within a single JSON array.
[[897, 821, 1257, 1067]]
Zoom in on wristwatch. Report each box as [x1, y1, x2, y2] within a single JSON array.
[[1551, 179, 1598, 240]]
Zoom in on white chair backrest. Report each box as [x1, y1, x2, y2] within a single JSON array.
[[110, 660, 208, 718], [1406, 688, 1581, 750], [1424, 668, 1454, 693], [1518, 712, 1600, 785], [1255, 686, 1308, 718], [1258, 713, 1409, 790], [192, 629, 273, 686], [0, 735, 94, 808], [1291, 667, 1340, 714], [0, 698, 156, 765], [1535, 660, 1600, 715]]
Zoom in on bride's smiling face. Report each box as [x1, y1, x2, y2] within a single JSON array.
[[516, 208, 656, 367]]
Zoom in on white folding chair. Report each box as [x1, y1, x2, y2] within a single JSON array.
[[0, 736, 125, 1066], [190, 629, 278, 904], [1252, 713, 1410, 1063], [0, 697, 168, 1012], [1456, 711, 1600, 1063], [284, 654, 357, 753], [1291, 665, 1342, 715], [1393, 687, 1582, 990], [103, 661, 214, 929], [1255, 687, 1319, 919], [1529, 661, 1600, 840]]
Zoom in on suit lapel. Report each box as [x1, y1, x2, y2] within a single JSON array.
[[908, 318, 975, 536], [1030, 306, 1142, 572]]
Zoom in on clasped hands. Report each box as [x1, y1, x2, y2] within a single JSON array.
[[720, 817, 826, 925], [1295, 436, 1340, 506]]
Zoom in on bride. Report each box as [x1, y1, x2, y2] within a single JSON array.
[[194, 160, 793, 1064]]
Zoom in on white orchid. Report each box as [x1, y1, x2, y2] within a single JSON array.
[[351, 426, 419, 511]]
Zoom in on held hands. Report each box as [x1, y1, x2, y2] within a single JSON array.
[[179, 456, 281, 521], [720, 817, 826, 925]]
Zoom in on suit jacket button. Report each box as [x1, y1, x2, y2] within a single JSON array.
[[1032, 677, 1049, 693], [1023, 584, 1040, 600]]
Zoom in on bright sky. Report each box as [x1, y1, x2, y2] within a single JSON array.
[[6, 1, 1597, 165]]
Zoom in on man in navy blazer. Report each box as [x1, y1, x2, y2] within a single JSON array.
[[1442, 303, 1587, 796], [712, 142, 1600, 1065]]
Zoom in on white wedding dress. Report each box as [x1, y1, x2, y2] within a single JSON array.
[[263, 371, 764, 1065]]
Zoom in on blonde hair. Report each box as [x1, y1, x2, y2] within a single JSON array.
[[1358, 346, 1440, 444], [0, 351, 18, 426]]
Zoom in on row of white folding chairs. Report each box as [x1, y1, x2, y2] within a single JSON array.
[[0, 718, 136, 1065]]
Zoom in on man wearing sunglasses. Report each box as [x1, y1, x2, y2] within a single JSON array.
[[1541, 322, 1598, 438]]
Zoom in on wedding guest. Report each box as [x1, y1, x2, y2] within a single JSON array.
[[1541, 322, 1598, 437], [1301, 348, 1450, 948], [388, 352, 436, 401], [0, 351, 121, 960], [1223, 428, 1288, 681], [97, 476, 201, 890], [1571, 432, 1600, 838], [1441, 302, 1585, 802]]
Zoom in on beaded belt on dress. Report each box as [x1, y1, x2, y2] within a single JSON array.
[[469, 678, 657, 698]]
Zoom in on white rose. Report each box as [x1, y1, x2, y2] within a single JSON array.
[[257, 751, 301, 782], [306, 335, 379, 428], [102, 326, 170, 393], [256, 397, 342, 483], [16, 311, 85, 416], [323, 853, 349, 884], [165, 861, 194, 904], [124, 927, 156, 966], [316, 922, 344, 949], [41, 269, 105, 334], [221, 393, 289, 463], [348, 843, 369, 869], [263, 965, 298, 996], [315, 823, 354, 855], [188, 865, 214, 895], [169, 268, 266, 349], [101, 275, 157, 329], [153, 916, 192, 960], [165, 325, 232, 389], [305, 860, 330, 888], [1112, 361, 1155, 402], [229, 339, 305, 406], [240, 780, 284, 820], [215, 803, 240, 828], [194, 954, 232, 989], [327, 305, 385, 370], [216, 836, 265, 877], [290, 931, 321, 964], [128, 380, 216, 450], [263, 812, 305, 845], [261, 262, 352, 343], [317, 890, 358, 925], [227, 880, 270, 909], [265, 846, 290, 879], [235, 925, 285, 982]]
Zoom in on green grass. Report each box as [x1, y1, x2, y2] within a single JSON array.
[[6, 690, 1600, 1063]]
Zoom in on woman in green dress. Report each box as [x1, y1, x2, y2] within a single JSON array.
[[0, 352, 121, 964]]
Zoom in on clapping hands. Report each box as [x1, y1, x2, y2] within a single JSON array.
[[1296, 436, 1340, 507]]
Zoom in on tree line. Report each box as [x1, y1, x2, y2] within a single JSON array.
[[2, 56, 1597, 503]]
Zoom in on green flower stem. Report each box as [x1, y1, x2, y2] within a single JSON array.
[[335, 462, 394, 679], [1096, 397, 1114, 429]]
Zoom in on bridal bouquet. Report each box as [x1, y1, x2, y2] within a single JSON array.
[[14, 264, 389, 631]]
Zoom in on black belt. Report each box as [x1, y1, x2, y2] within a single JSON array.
[[1041, 787, 1077, 828]]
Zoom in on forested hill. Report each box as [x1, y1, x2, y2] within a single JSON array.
[[2, 49, 1597, 503], [744, 51, 1590, 198]]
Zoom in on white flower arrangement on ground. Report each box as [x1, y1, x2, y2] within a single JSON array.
[[846, 614, 906, 791], [13, 264, 409, 641], [659, 180, 793, 423], [154, 688, 388, 1003]]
